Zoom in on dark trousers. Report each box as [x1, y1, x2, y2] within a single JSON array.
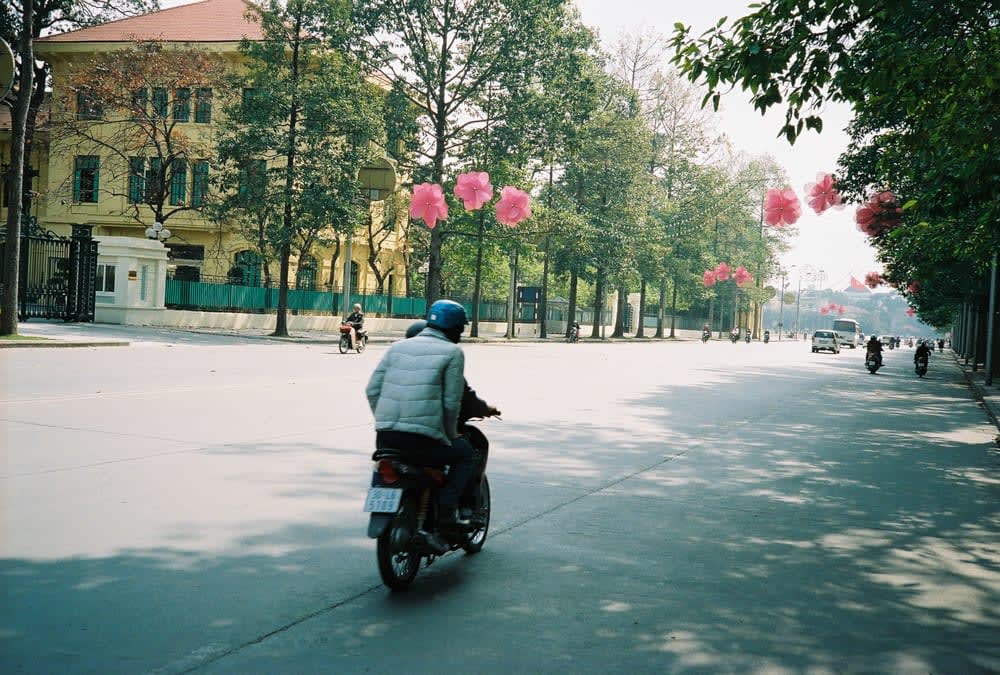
[[376, 430, 479, 508]]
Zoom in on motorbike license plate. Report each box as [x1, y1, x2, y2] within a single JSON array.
[[363, 487, 402, 513]]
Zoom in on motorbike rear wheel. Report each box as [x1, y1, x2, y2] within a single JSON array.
[[462, 475, 491, 554], [338, 334, 350, 354], [356, 335, 367, 353], [376, 498, 420, 591]]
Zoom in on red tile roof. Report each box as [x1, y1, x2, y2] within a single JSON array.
[[36, 0, 265, 43]]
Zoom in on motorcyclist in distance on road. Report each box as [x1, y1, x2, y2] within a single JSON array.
[[344, 303, 364, 350], [866, 335, 884, 367], [914, 340, 931, 366]]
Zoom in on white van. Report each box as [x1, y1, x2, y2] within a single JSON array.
[[832, 318, 862, 348]]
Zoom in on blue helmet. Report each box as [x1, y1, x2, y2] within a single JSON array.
[[426, 299, 468, 332]]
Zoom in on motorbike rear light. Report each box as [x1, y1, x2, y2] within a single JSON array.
[[377, 459, 399, 484]]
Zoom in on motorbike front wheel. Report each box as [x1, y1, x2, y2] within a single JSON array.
[[462, 475, 491, 554], [376, 498, 420, 591], [338, 335, 350, 354]]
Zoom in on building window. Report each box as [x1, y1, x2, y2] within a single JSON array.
[[195, 88, 212, 123], [241, 87, 261, 115], [231, 250, 262, 287], [131, 88, 148, 118], [75, 89, 103, 120], [173, 87, 191, 122], [128, 157, 145, 204], [146, 158, 163, 202], [192, 160, 209, 207], [350, 260, 359, 291], [238, 159, 266, 200], [169, 159, 187, 205], [73, 156, 100, 203], [95, 263, 116, 293], [152, 88, 169, 118], [297, 256, 317, 290]]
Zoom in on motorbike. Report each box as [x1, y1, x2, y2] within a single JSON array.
[[866, 351, 882, 374], [744, 330, 751, 344], [566, 323, 580, 343], [915, 355, 928, 378], [730, 331, 739, 344], [763, 330, 770, 344], [701, 329, 711, 343], [364, 418, 496, 591], [339, 323, 368, 354]]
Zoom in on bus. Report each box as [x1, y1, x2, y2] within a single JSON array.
[[832, 318, 863, 348]]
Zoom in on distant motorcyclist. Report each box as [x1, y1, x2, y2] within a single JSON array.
[[866, 335, 883, 367], [730, 326, 739, 343], [914, 341, 931, 366], [344, 303, 365, 350]]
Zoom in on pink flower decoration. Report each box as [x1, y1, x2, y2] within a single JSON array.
[[865, 271, 882, 289], [820, 306, 830, 315], [763, 188, 802, 227], [804, 173, 843, 214], [453, 171, 493, 211], [838, 305, 846, 315], [715, 262, 731, 281], [495, 186, 532, 226], [733, 266, 753, 287], [855, 190, 902, 236], [907, 281, 920, 294], [409, 183, 448, 229], [906, 307, 916, 317], [703, 270, 717, 287]]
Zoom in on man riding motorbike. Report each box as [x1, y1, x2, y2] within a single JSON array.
[[366, 300, 479, 532], [914, 340, 931, 368], [344, 303, 365, 350], [866, 335, 884, 367]]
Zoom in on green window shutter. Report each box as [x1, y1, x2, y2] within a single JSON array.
[[170, 159, 187, 205], [195, 88, 212, 123], [153, 88, 168, 117], [91, 156, 100, 200], [174, 88, 191, 122], [192, 160, 209, 206], [128, 157, 145, 203]]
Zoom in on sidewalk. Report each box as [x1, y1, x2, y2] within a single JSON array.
[[954, 353, 1000, 431], [5, 320, 705, 348]]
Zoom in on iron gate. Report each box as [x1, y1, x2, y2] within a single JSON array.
[[0, 222, 97, 321]]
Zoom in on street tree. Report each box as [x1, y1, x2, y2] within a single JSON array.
[[212, 0, 384, 337], [351, 0, 574, 306]]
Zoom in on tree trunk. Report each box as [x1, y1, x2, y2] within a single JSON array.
[[591, 268, 604, 338], [471, 210, 485, 337], [612, 283, 627, 337], [1, 2, 34, 336], [635, 278, 646, 338], [567, 268, 578, 338], [655, 276, 666, 338], [669, 278, 678, 338], [539, 235, 550, 338]]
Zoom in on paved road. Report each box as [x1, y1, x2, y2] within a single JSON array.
[[2, 337, 998, 673]]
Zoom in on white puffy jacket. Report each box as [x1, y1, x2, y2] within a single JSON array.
[[366, 327, 465, 444]]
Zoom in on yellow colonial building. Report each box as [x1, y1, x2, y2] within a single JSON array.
[[2, 0, 407, 308]]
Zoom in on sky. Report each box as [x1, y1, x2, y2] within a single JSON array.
[[572, 0, 884, 293]]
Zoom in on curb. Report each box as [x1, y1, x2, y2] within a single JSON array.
[[0, 340, 130, 349]]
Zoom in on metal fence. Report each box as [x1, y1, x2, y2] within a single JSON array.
[[163, 275, 620, 325]]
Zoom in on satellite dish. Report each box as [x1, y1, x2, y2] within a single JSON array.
[[0, 39, 15, 101]]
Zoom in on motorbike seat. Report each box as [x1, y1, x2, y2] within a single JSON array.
[[372, 448, 447, 485]]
